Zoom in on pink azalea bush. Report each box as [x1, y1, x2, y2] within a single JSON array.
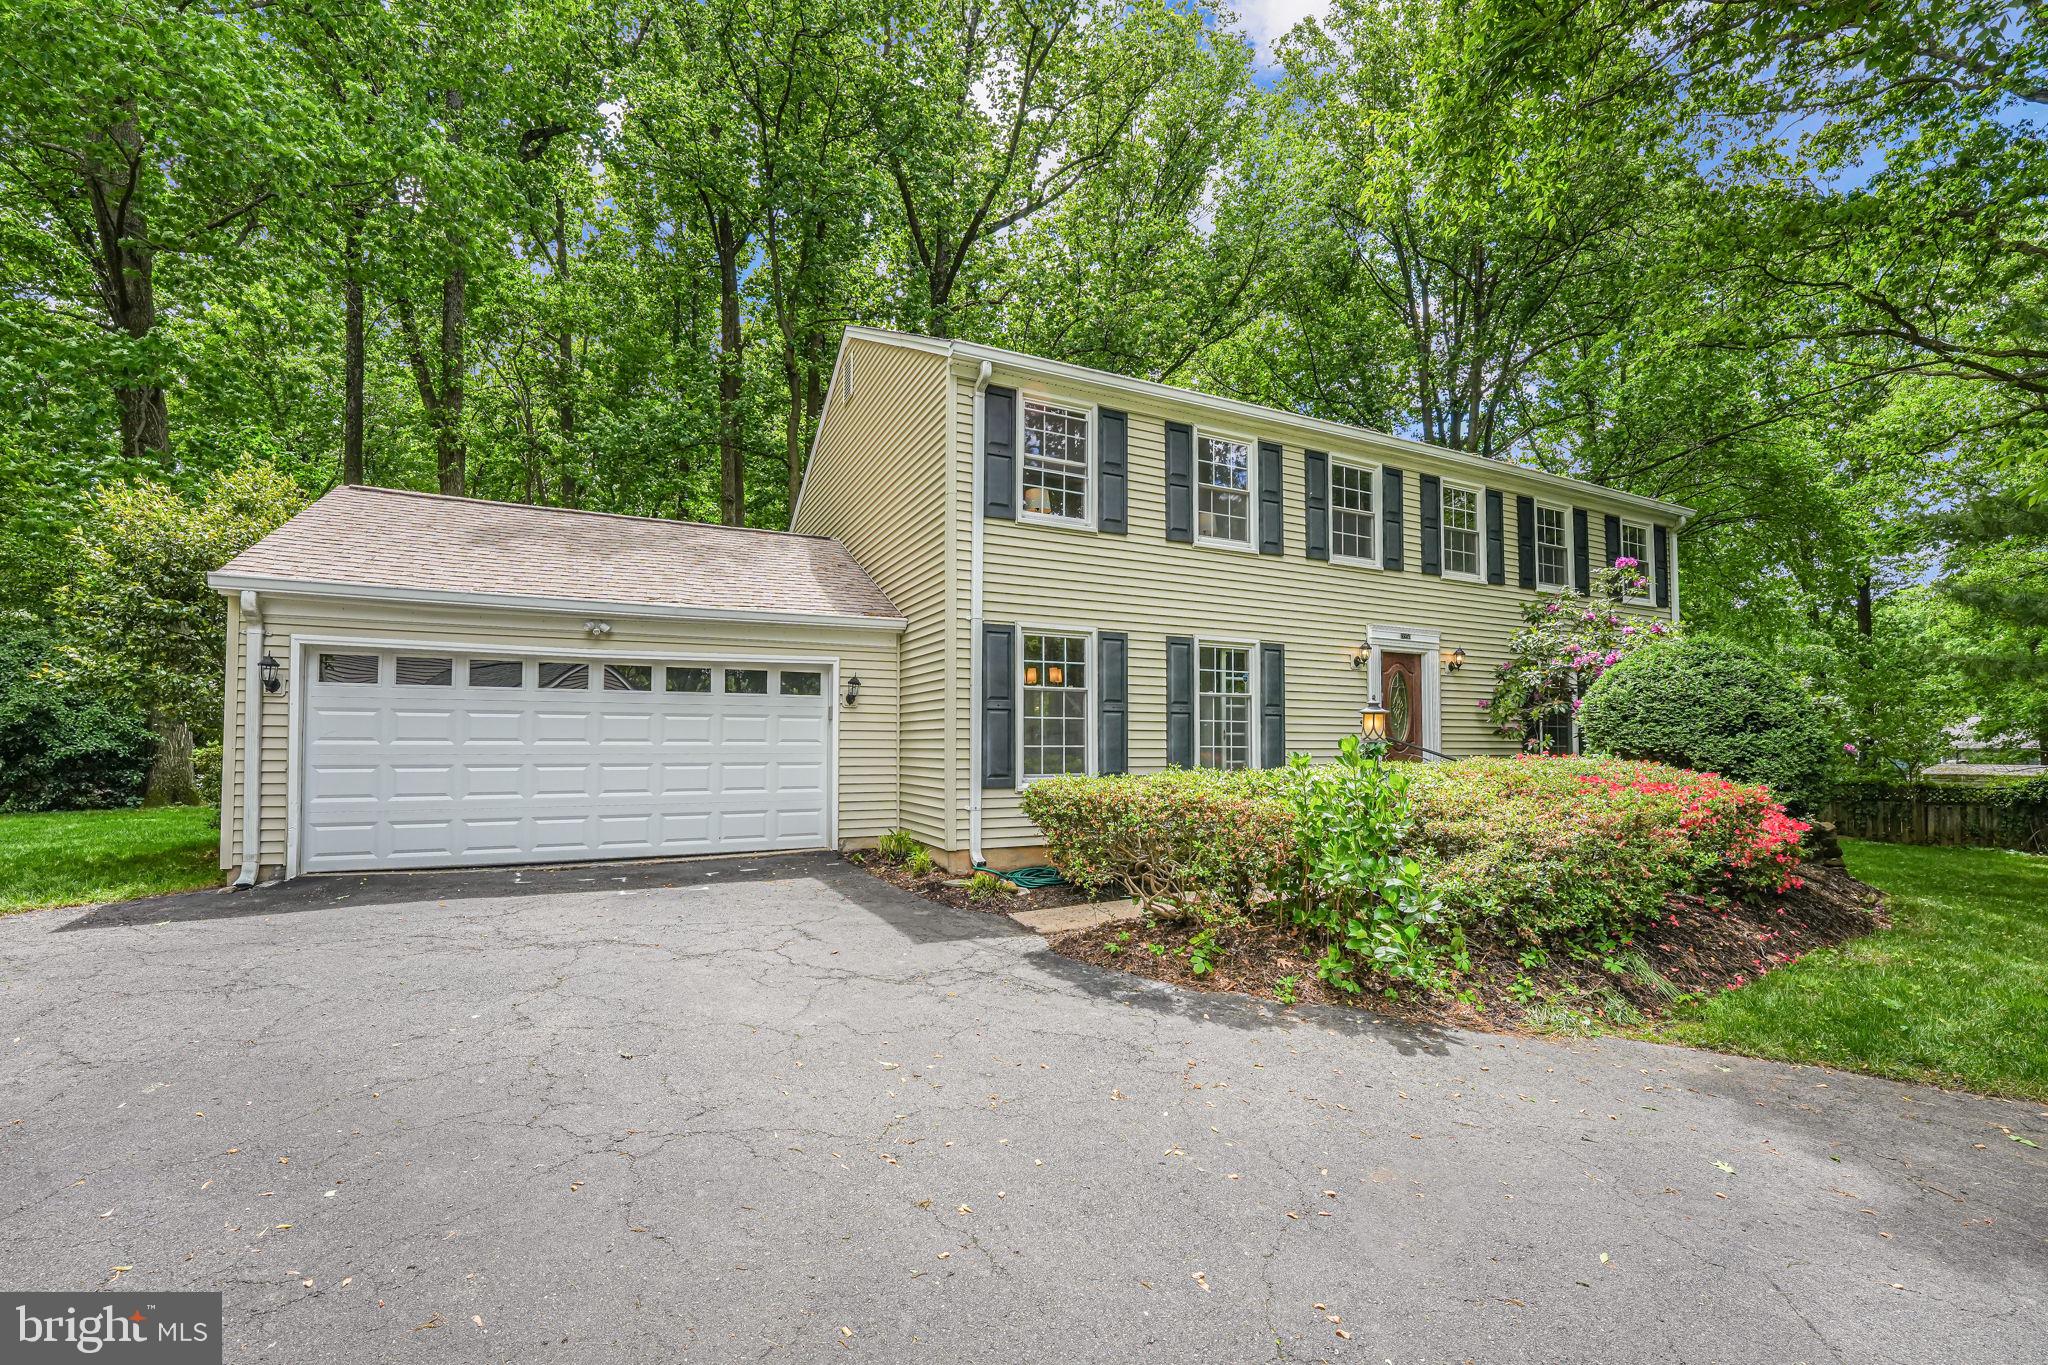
[[1488, 560, 1671, 749]]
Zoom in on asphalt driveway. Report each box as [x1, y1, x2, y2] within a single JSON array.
[[1, 853, 2041, 1363]]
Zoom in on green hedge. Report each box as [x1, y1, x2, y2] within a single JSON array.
[[1579, 637, 1835, 809]]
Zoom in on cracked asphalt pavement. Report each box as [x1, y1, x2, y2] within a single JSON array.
[[1, 852, 2042, 1362]]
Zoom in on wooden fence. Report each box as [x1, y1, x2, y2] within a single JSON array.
[[1821, 787, 2048, 854]]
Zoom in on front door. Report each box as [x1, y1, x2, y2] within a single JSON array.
[[1378, 652, 1423, 760]]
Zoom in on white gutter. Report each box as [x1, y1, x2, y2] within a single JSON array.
[[233, 590, 264, 889], [968, 357, 993, 867]]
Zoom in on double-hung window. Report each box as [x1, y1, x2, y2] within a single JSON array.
[[1196, 434, 1252, 546], [1021, 632, 1090, 778], [1020, 399, 1089, 523], [1441, 482, 1482, 579], [1197, 643, 1253, 770], [1620, 520, 1653, 602], [1330, 459, 1377, 563], [1534, 502, 1570, 589]]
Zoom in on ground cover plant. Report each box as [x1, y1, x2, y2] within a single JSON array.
[[1021, 751, 1872, 1026], [0, 806, 222, 914]]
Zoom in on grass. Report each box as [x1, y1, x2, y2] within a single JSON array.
[[1662, 839, 2048, 1101], [0, 805, 222, 915]]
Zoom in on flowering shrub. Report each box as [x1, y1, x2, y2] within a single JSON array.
[[1024, 755, 1811, 959], [1404, 757, 1809, 938], [1488, 561, 1673, 749]]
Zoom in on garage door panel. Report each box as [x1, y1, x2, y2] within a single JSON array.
[[303, 651, 832, 872]]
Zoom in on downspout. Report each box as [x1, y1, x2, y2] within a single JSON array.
[[233, 590, 264, 889], [968, 356, 993, 867]]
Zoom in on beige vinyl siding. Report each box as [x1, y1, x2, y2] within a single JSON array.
[[793, 336, 956, 848], [955, 373, 1676, 851], [220, 593, 900, 874]]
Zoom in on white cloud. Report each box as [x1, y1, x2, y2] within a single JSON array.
[[1230, 0, 1333, 57]]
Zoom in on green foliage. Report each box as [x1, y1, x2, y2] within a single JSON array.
[[0, 617, 151, 811], [876, 829, 920, 862], [1488, 562, 1674, 749], [1579, 637, 1837, 808], [1279, 735, 1452, 990], [903, 847, 936, 878], [192, 743, 223, 808], [1272, 974, 1300, 1005], [965, 870, 1008, 902]]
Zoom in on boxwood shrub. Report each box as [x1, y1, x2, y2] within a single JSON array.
[[1022, 755, 1810, 945], [1578, 637, 1836, 809]]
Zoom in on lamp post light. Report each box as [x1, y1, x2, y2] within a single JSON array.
[[1359, 703, 1391, 758]]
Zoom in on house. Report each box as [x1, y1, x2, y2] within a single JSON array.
[[211, 326, 1689, 882]]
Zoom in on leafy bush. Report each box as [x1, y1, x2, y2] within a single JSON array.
[[904, 847, 936, 877], [1024, 755, 1811, 964], [0, 618, 152, 811], [966, 870, 1008, 901], [1488, 561, 1675, 749], [1579, 637, 1836, 808], [876, 829, 920, 861], [193, 743, 223, 807], [1404, 757, 1809, 939]]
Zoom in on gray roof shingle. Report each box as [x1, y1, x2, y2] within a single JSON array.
[[213, 486, 903, 624]]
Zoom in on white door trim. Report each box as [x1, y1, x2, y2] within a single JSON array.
[[1364, 624, 1442, 759], [286, 633, 841, 878]]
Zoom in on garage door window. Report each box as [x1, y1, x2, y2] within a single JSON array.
[[395, 656, 453, 686], [469, 659, 523, 688], [665, 666, 711, 693], [539, 662, 588, 690], [319, 653, 379, 684], [725, 668, 768, 695], [779, 670, 823, 697], [604, 664, 652, 691]]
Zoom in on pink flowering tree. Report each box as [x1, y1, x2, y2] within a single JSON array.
[[1486, 560, 1676, 750]]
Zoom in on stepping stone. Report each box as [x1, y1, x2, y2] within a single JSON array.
[[1010, 898, 1144, 936]]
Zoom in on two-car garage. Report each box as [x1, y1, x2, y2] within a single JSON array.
[[210, 486, 904, 881]]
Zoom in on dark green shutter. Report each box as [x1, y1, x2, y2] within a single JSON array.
[[1654, 525, 1671, 607], [1098, 631, 1128, 774], [1572, 508, 1590, 593], [1166, 636, 1195, 767], [1259, 643, 1286, 768], [1516, 495, 1536, 589], [1165, 422, 1193, 543], [1257, 441, 1283, 555], [1419, 473, 1442, 576], [1304, 451, 1329, 560], [981, 623, 1016, 788], [1603, 513, 1622, 571], [1486, 489, 1505, 584], [983, 387, 1015, 520], [1097, 409, 1128, 535], [1382, 467, 1405, 570]]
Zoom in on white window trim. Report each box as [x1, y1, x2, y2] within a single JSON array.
[[1193, 635, 1260, 770], [1016, 391, 1096, 531], [1439, 479, 1486, 583], [1533, 499, 1574, 592], [1328, 455, 1383, 569], [1619, 518, 1655, 605], [1192, 427, 1259, 552], [1016, 623, 1097, 783]]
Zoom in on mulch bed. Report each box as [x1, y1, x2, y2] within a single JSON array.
[[1044, 858, 1887, 1032], [847, 850, 1110, 915]]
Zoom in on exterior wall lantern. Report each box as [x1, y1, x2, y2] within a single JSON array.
[[843, 674, 863, 707], [260, 653, 282, 694], [1442, 646, 1466, 672]]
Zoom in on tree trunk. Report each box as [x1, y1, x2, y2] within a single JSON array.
[[712, 209, 745, 526], [1855, 575, 1874, 636], [553, 196, 579, 507], [437, 264, 467, 495], [85, 113, 171, 462], [342, 208, 367, 486], [143, 716, 198, 808]]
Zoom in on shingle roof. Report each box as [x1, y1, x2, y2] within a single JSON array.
[[212, 486, 903, 624]]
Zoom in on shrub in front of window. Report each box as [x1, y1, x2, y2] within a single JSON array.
[[1488, 560, 1669, 749], [1578, 637, 1837, 809]]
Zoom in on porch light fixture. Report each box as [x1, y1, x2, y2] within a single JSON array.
[[843, 674, 863, 707], [1348, 642, 1371, 670], [1442, 646, 1466, 673], [260, 653, 282, 694]]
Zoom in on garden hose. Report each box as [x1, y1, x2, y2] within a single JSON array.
[[978, 864, 1066, 889]]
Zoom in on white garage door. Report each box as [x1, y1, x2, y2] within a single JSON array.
[[300, 649, 832, 872]]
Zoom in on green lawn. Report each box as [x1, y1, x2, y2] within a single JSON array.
[[1663, 839, 2048, 1101], [0, 806, 223, 915]]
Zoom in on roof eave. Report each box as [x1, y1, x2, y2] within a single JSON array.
[[207, 572, 908, 633]]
